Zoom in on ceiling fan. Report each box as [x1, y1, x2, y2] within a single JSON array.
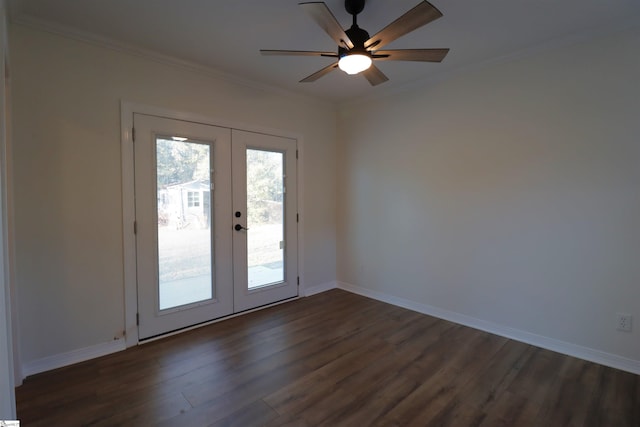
[[261, 0, 449, 86]]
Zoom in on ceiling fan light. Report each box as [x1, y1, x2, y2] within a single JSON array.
[[338, 53, 372, 75]]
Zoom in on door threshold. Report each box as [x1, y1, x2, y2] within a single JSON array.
[[138, 296, 299, 344]]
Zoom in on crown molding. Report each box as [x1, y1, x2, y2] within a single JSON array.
[[9, 4, 639, 116], [339, 17, 640, 111], [10, 13, 336, 110]]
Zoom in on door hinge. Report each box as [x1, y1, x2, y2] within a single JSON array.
[[136, 313, 139, 325], [296, 213, 299, 223], [297, 276, 300, 286], [296, 149, 298, 159], [133, 221, 137, 235], [132, 127, 136, 142]]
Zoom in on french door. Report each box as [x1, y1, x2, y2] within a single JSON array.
[[134, 114, 298, 339]]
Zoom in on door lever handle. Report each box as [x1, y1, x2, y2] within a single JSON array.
[[234, 224, 249, 231]]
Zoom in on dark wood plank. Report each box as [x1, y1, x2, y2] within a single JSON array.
[[210, 399, 279, 427], [16, 289, 639, 426]]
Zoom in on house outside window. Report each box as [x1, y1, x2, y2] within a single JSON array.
[[188, 191, 200, 207]]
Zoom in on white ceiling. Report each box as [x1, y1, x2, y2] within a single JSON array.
[[9, 0, 640, 104]]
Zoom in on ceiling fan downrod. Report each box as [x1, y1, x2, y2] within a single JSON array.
[[340, 0, 371, 75], [343, 0, 369, 52]]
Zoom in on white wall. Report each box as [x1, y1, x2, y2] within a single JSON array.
[[338, 27, 640, 366], [10, 24, 337, 369], [0, 0, 16, 418]]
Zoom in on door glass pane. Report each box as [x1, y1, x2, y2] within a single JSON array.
[[246, 149, 284, 289], [156, 137, 213, 310]]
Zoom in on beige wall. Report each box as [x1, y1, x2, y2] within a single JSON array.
[[337, 27, 640, 363], [10, 24, 337, 365]]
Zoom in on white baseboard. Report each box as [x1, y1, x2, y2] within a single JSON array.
[[303, 280, 337, 297], [22, 282, 638, 379], [20, 283, 337, 378], [337, 281, 640, 375], [22, 339, 126, 379]]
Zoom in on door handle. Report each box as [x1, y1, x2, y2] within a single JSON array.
[[234, 224, 249, 231]]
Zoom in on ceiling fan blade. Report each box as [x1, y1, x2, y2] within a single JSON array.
[[365, 1, 443, 50], [362, 64, 389, 86], [261, 50, 338, 58], [372, 48, 449, 62], [300, 62, 339, 82], [299, 2, 354, 49]]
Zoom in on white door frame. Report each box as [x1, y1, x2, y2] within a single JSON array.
[[120, 101, 305, 346]]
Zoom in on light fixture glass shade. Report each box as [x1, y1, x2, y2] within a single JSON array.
[[338, 53, 372, 75]]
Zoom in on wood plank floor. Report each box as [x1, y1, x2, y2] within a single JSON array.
[[16, 289, 639, 426]]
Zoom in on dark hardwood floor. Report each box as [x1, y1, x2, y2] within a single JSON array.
[[16, 289, 639, 426]]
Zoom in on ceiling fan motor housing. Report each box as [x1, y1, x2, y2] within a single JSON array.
[[341, 25, 370, 57]]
